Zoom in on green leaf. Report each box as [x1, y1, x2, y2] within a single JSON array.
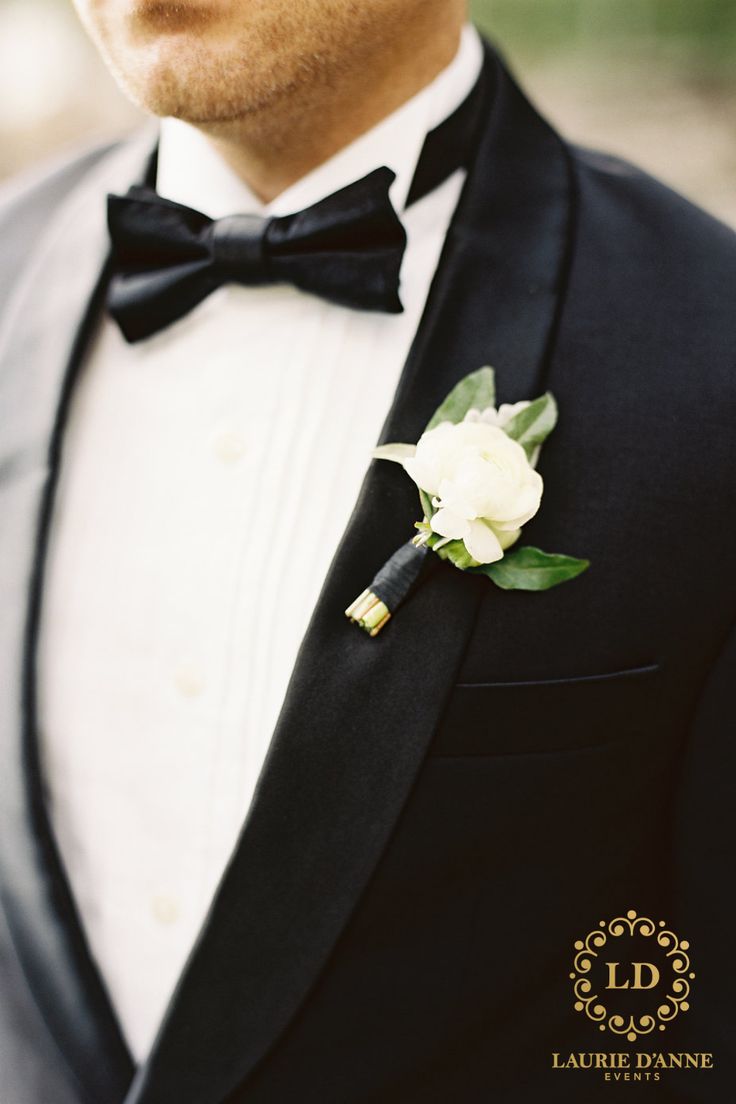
[[474, 546, 589, 591], [502, 392, 558, 461], [426, 366, 496, 431], [372, 442, 416, 464]]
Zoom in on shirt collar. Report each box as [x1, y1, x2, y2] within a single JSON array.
[[156, 23, 484, 220]]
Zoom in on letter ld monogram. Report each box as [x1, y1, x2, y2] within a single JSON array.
[[606, 962, 660, 990], [570, 910, 694, 1041]]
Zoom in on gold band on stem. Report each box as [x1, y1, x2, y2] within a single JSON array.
[[344, 589, 370, 619], [345, 590, 392, 636]]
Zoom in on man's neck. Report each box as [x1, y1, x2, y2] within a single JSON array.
[[195, 12, 465, 204]]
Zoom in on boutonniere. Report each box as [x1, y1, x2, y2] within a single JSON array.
[[346, 367, 589, 636]]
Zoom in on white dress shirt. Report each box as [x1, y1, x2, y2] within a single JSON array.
[[36, 25, 483, 1061]]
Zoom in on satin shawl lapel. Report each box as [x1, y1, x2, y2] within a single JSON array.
[[127, 48, 574, 1104], [0, 131, 157, 1103]]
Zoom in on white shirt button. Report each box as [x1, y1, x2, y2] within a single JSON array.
[[151, 894, 181, 926], [213, 429, 246, 464], [174, 663, 205, 698]]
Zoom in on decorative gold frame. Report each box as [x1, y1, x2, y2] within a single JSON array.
[[570, 909, 694, 1041]]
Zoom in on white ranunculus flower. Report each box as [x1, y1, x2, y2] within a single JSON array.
[[403, 420, 543, 565]]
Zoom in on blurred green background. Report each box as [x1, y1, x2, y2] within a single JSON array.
[[0, 0, 734, 225], [474, 0, 736, 66], [472, 0, 736, 226]]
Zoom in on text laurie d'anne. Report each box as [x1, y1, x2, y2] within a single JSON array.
[[552, 1052, 713, 1071]]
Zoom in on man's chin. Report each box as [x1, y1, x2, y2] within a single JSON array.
[[93, 0, 328, 124], [107, 42, 265, 124]]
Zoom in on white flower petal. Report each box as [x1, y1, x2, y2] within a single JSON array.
[[430, 507, 469, 541], [495, 475, 544, 529], [402, 456, 430, 493], [403, 422, 463, 496], [436, 474, 483, 522], [464, 519, 504, 564], [494, 526, 521, 551], [496, 400, 531, 428]]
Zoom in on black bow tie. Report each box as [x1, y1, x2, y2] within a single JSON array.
[[107, 168, 405, 343], [106, 67, 488, 343]]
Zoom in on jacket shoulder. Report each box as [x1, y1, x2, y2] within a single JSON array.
[[565, 143, 736, 379], [0, 139, 121, 313], [570, 144, 736, 273], [0, 139, 120, 225]]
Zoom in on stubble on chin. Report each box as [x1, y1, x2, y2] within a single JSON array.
[[98, 13, 328, 126], [89, 0, 424, 130]]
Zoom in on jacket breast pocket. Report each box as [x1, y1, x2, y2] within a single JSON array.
[[428, 663, 663, 758]]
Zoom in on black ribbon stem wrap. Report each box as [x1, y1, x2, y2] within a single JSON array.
[[345, 538, 433, 636]]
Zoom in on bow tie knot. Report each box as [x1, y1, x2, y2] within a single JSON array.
[[210, 214, 267, 275]]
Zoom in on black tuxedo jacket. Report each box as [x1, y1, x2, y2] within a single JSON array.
[[0, 43, 735, 1104]]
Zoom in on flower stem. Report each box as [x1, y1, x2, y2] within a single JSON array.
[[345, 536, 430, 637]]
